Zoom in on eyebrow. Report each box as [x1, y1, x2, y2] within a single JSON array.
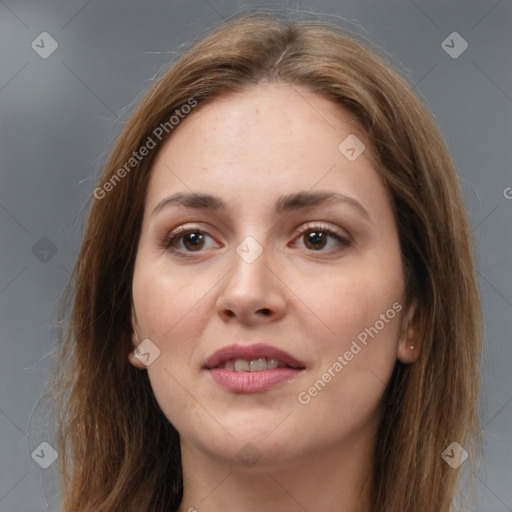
[[151, 191, 371, 221]]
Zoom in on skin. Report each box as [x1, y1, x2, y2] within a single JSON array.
[[129, 82, 420, 512]]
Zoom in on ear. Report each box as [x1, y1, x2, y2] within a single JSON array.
[[128, 307, 146, 370], [397, 298, 422, 364]]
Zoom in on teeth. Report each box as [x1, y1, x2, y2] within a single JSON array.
[[234, 359, 250, 372], [220, 358, 287, 371], [267, 358, 279, 369], [224, 360, 236, 371], [249, 358, 267, 371]]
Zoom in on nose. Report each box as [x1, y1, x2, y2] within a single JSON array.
[[215, 243, 287, 325]]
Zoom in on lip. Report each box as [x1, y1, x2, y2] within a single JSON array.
[[207, 367, 305, 393], [203, 343, 306, 393], [202, 343, 305, 370]]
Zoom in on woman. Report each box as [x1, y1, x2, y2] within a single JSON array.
[[48, 10, 482, 512]]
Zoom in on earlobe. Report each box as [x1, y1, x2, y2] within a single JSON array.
[[397, 298, 421, 364], [128, 349, 147, 369]]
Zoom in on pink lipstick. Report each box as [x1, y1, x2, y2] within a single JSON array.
[[203, 343, 306, 393]]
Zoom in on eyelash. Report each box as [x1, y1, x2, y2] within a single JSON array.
[[161, 223, 351, 258]]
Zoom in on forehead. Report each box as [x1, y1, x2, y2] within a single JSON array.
[[159, 82, 363, 156], [144, 82, 383, 213]]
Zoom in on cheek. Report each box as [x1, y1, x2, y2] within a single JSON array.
[[292, 280, 402, 446], [131, 257, 216, 430], [296, 253, 404, 395], [131, 255, 216, 407], [300, 257, 404, 341], [132, 254, 219, 341]]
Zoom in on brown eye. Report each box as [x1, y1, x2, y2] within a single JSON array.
[[182, 232, 205, 251], [303, 230, 328, 250], [162, 228, 218, 256], [293, 224, 350, 253]]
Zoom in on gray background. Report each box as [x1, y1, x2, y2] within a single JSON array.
[[0, 0, 511, 510]]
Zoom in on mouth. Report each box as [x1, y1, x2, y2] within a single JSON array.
[[203, 343, 305, 371], [203, 343, 306, 393], [210, 357, 294, 371]]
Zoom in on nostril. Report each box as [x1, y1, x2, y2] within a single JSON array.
[[258, 308, 272, 316]]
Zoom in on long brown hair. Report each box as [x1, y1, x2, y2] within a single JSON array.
[[45, 10, 482, 512]]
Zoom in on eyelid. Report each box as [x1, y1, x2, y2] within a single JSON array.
[[291, 221, 349, 241], [160, 224, 220, 254], [161, 220, 351, 257]]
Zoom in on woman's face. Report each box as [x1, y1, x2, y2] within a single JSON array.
[[130, 82, 418, 468]]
